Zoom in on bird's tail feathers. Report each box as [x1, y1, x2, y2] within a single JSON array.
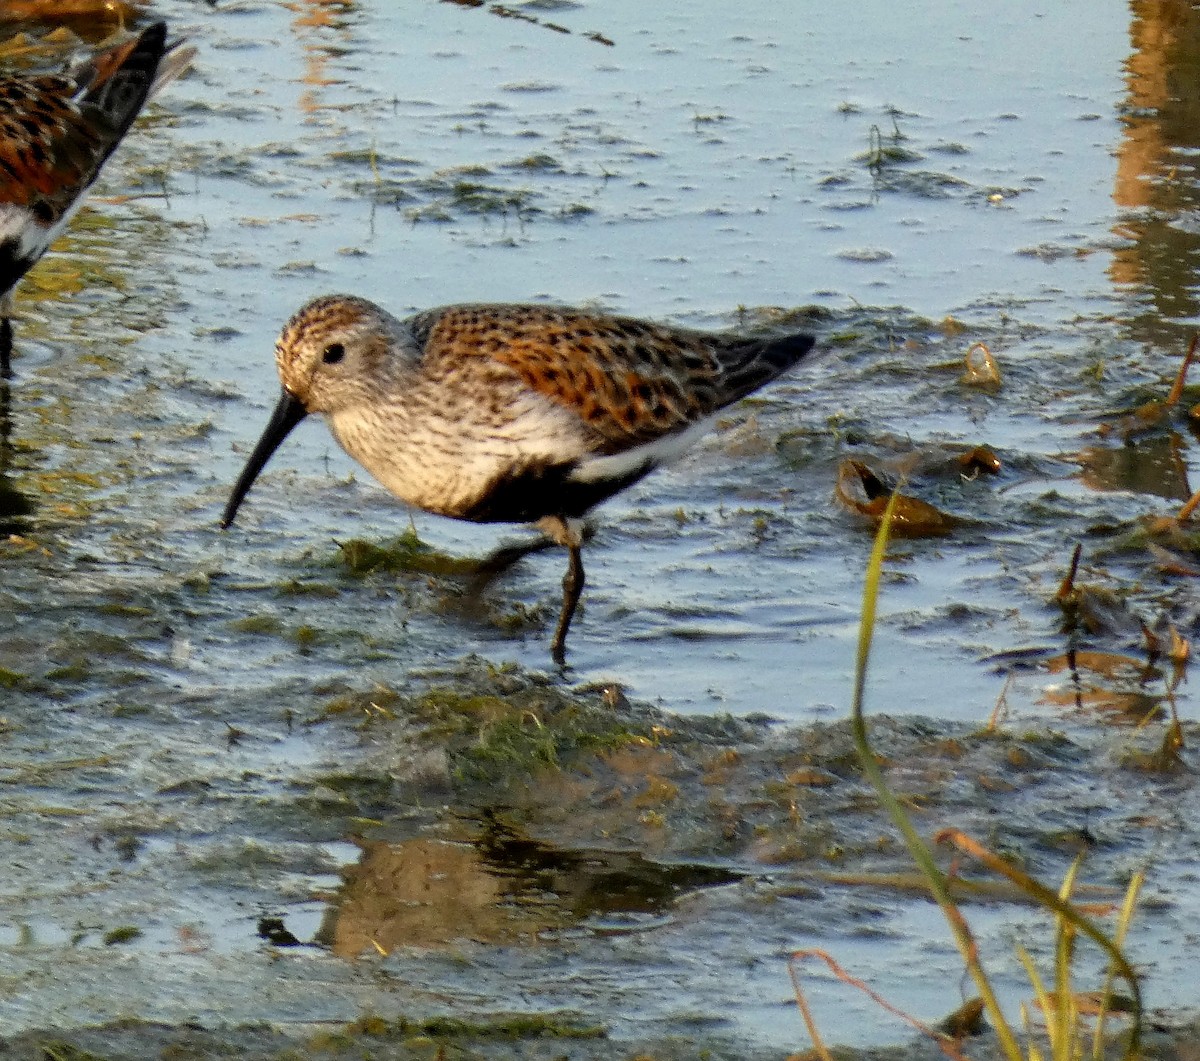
[[77, 22, 182, 141], [718, 331, 816, 401]]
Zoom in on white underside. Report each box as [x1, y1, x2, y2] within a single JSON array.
[[569, 414, 718, 484], [0, 203, 52, 265]]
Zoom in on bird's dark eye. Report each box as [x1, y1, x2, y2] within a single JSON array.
[[322, 342, 345, 365]]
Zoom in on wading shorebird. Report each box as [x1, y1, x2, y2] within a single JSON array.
[[221, 296, 816, 662], [0, 21, 193, 378]]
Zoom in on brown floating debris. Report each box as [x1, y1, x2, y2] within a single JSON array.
[[440, 0, 615, 45], [957, 445, 1001, 476], [1054, 543, 1142, 638], [960, 342, 1001, 387], [938, 997, 987, 1039], [1099, 333, 1198, 439], [887, 444, 1002, 480], [834, 459, 959, 537], [1042, 649, 1151, 680], [0, 1, 146, 28], [1148, 542, 1200, 577]]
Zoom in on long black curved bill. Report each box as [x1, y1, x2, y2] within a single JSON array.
[[220, 387, 308, 529]]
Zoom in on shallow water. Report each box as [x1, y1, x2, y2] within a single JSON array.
[[2, 0, 1200, 1053], [135, 0, 1143, 720]]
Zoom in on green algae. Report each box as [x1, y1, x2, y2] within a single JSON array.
[[102, 926, 142, 946], [336, 530, 477, 578], [230, 614, 284, 636], [292, 624, 322, 651], [37, 1044, 107, 1061], [410, 684, 652, 783], [490, 599, 546, 632], [0, 667, 28, 688], [276, 579, 340, 599], [342, 1013, 605, 1041], [321, 685, 403, 721], [94, 603, 154, 619]]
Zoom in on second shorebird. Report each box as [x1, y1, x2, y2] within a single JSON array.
[[0, 21, 193, 377], [222, 296, 816, 662]]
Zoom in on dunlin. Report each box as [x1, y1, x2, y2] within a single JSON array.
[[0, 21, 193, 378], [222, 296, 816, 662]]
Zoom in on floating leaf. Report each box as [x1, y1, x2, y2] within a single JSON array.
[[1054, 543, 1142, 638], [1075, 434, 1189, 500], [1147, 542, 1200, 577], [961, 342, 1001, 387], [834, 459, 959, 537], [1039, 684, 1164, 722], [1042, 650, 1152, 681], [1098, 334, 1198, 440], [888, 443, 1002, 480]]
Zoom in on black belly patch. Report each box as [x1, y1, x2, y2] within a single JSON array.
[[460, 459, 652, 524]]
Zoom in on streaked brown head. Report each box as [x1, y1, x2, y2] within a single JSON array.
[[221, 294, 404, 528], [272, 294, 405, 413]]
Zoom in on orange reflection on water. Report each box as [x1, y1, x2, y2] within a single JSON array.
[[1111, 1, 1200, 321], [286, 0, 356, 115], [316, 838, 570, 957]]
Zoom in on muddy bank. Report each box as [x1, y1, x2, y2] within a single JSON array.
[[2, 658, 1193, 1055], [3, 1014, 1195, 1061]]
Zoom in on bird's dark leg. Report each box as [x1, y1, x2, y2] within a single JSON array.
[[551, 542, 584, 665], [1, 314, 12, 380], [0, 372, 10, 448], [0, 289, 13, 380], [470, 535, 558, 593], [470, 522, 594, 598]]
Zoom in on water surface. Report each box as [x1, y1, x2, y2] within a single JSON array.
[[1, 0, 1198, 1053]]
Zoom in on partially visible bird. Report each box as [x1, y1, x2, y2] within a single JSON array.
[[0, 21, 194, 377], [222, 295, 817, 662]]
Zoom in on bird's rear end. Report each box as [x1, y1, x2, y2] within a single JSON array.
[[709, 329, 816, 410]]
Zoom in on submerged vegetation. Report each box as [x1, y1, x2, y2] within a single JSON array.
[[787, 498, 1147, 1061]]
